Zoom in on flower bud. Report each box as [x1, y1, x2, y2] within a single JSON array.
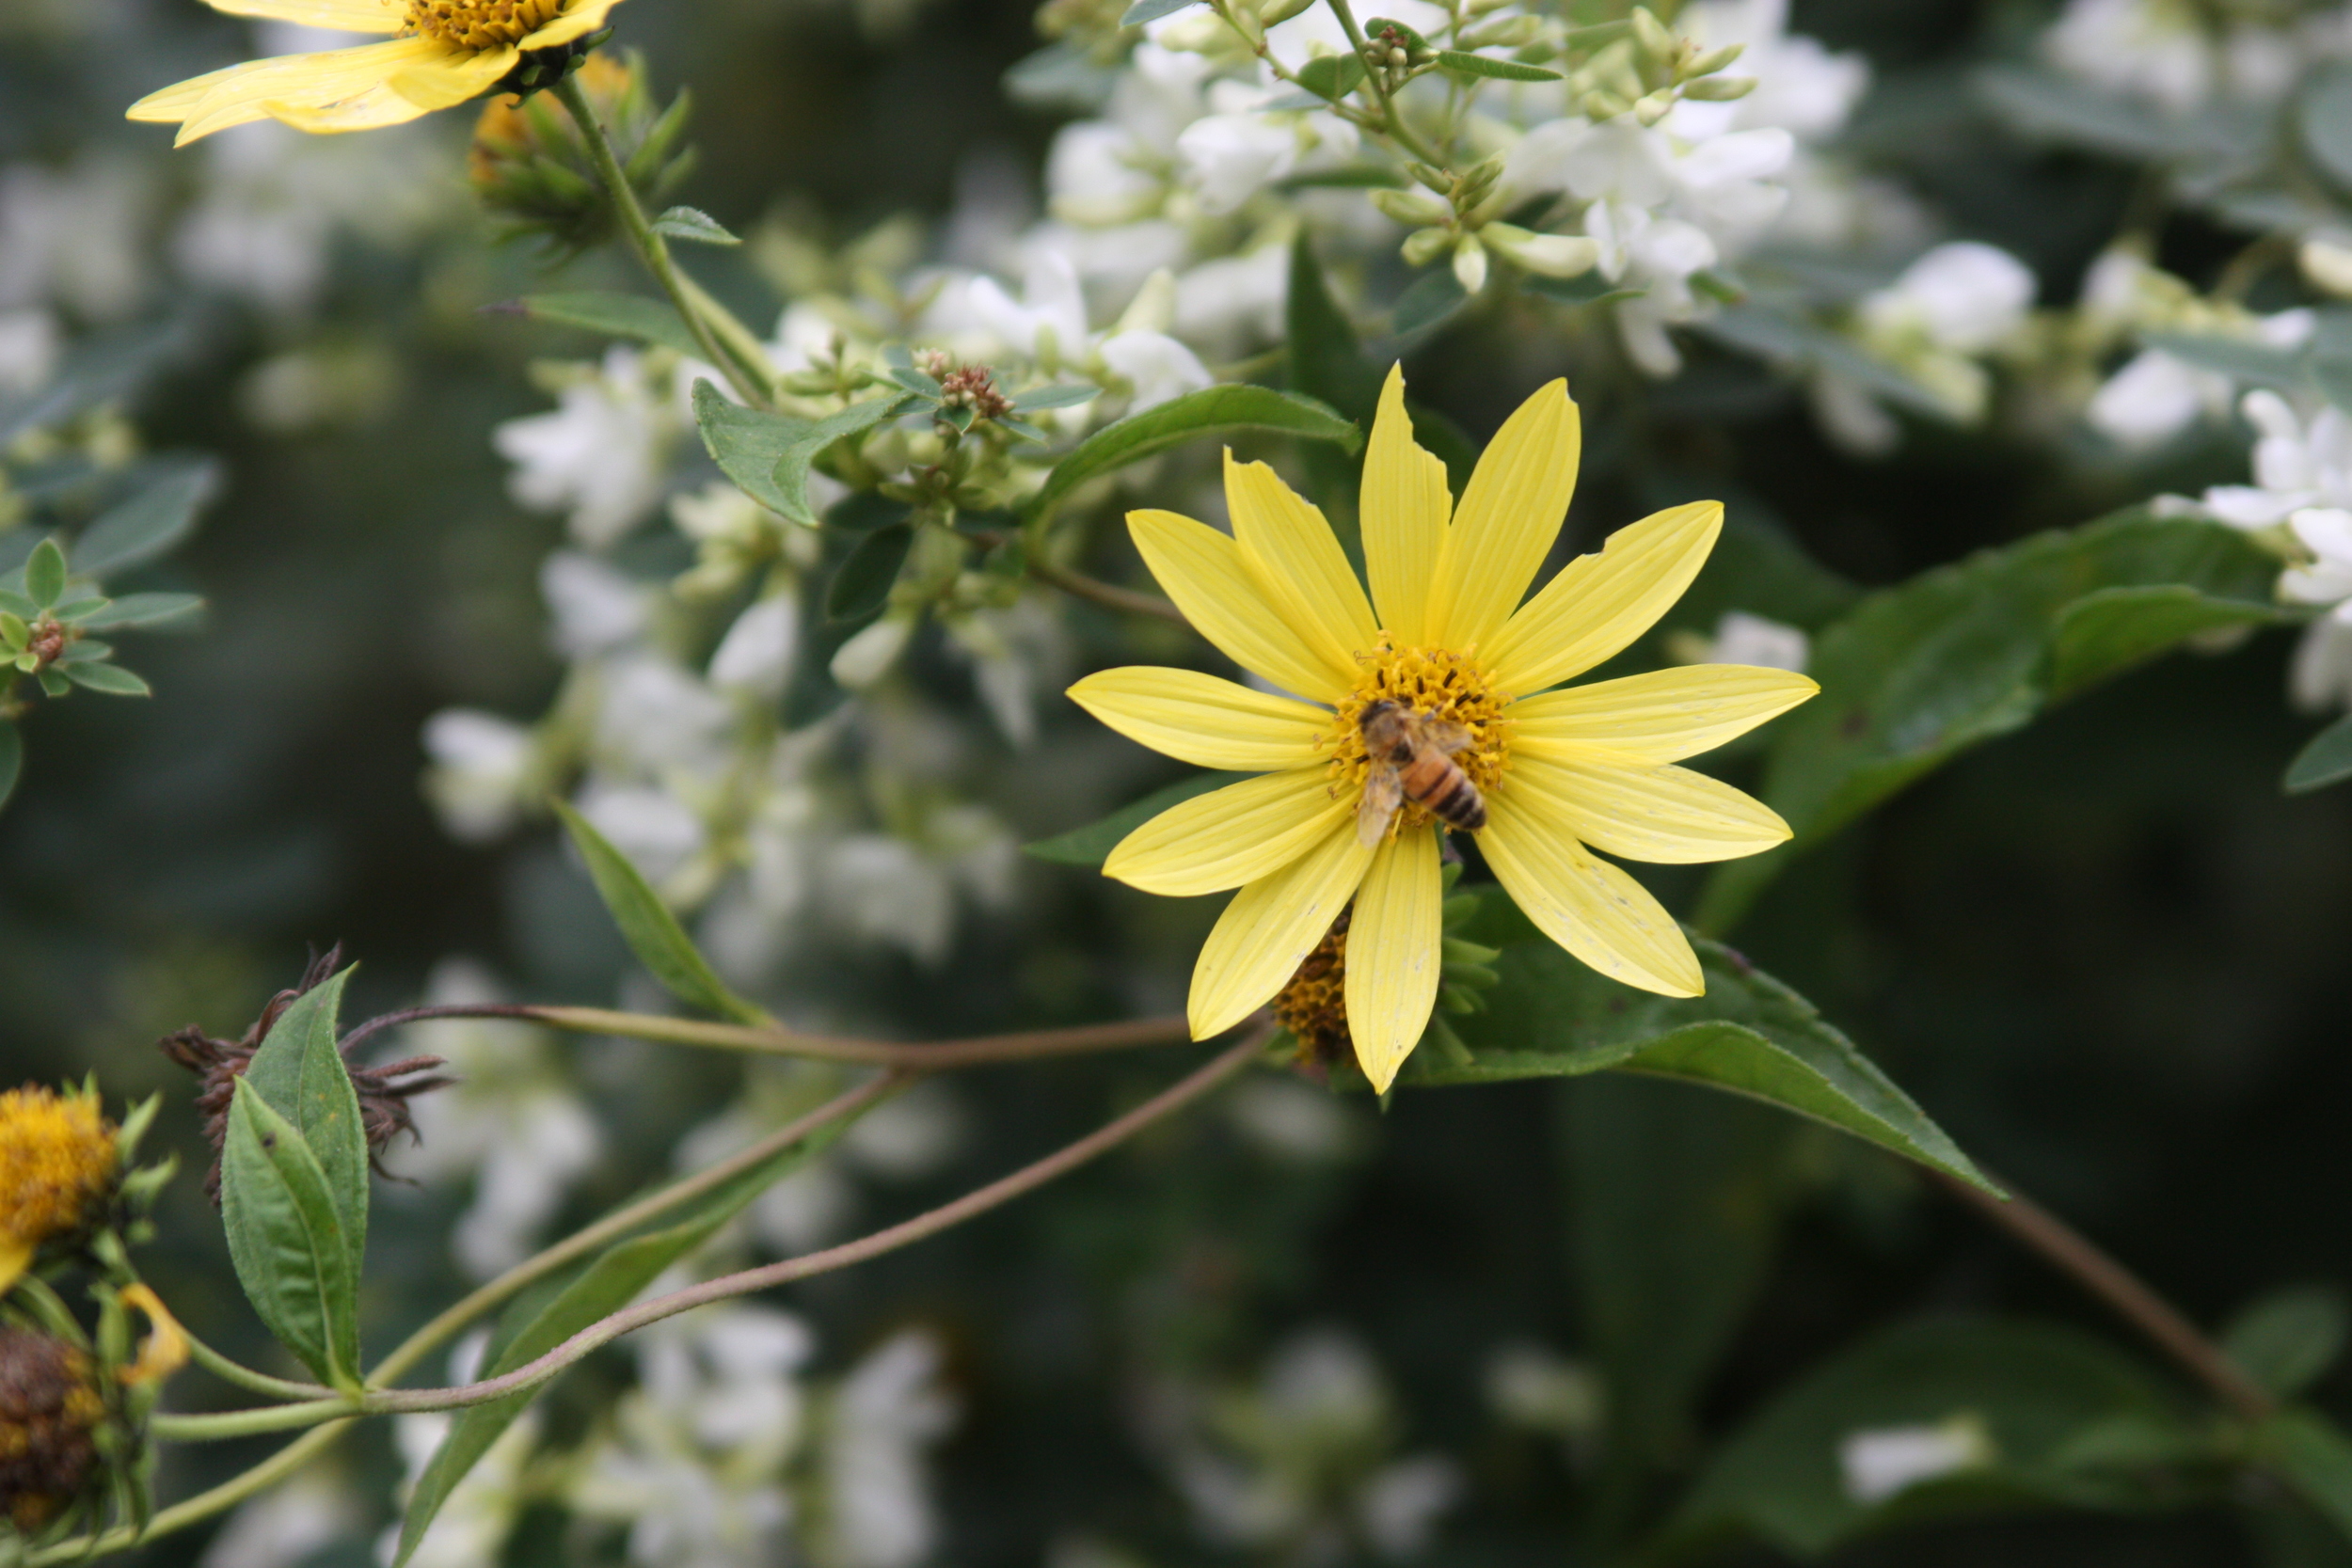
[[1453, 232, 1489, 295], [1581, 87, 1632, 120], [1372, 187, 1454, 227], [831, 613, 916, 689], [1687, 41, 1744, 77], [2300, 236, 2352, 298], [1401, 226, 1454, 267], [1257, 0, 1316, 24], [1632, 88, 1675, 123], [1457, 13, 1538, 48], [0, 1086, 117, 1293], [1629, 6, 1678, 67], [1483, 223, 1599, 279], [469, 51, 694, 255], [1680, 74, 1756, 100], [1456, 151, 1507, 196], [0, 1329, 104, 1533], [1406, 161, 1452, 193]]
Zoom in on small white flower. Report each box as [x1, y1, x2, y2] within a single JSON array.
[[1355, 1456, 1463, 1560], [1482, 1342, 1604, 1437], [1175, 112, 1297, 214], [2283, 508, 2352, 609], [2200, 391, 2352, 530], [822, 1330, 960, 1568], [421, 708, 537, 844], [495, 347, 675, 547], [577, 781, 708, 889], [2291, 610, 2352, 713], [832, 614, 917, 689], [0, 308, 57, 395], [1702, 610, 1811, 673], [709, 595, 801, 699], [1095, 327, 1213, 411], [1837, 1415, 1995, 1504], [965, 248, 1090, 364], [2088, 349, 2220, 450], [1862, 242, 2035, 356], [2042, 0, 2215, 113]]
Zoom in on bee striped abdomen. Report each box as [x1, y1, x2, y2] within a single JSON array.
[[1400, 752, 1486, 831]]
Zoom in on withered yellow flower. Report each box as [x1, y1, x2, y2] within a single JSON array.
[[0, 1085, 118, 1293], [1068, 367, 1816, 1092], [128, 0, 629, 147]]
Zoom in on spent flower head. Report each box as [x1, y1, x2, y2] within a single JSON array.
[[0, 1327, 105, 1533]]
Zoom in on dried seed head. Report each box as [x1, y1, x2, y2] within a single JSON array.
[[0, 1329, 104, 1533]]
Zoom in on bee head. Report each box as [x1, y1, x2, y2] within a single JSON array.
[[1358, 698, 1401, 732]]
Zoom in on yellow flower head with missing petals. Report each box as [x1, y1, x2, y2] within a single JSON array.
[[0, 1086, 118, 1294], [127, 0, 630, 147], [1068, 367, 1818, 1092]]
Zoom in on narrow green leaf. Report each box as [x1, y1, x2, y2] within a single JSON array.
[[1433, 48, 1560, 79], [2261, 1410, 2352, 1541], [56, 640, 114, 663], [650, 205, 740, 245], [1522, 271, 1645, 309], [1392, 267, 1468, 337], [51, 597, 107, 623], [692, 382, 906, 528], [515, 293, 705, 359], [1028, 385, 1360, 521], [1010, 383, 1100, 411], [62, 662, 151, 697], [392, 1109, 864, 1565], [24, 540, 65, 610], [75, 592, 203, 631], [0, 721, 20, 813], [1023, 771, 1250, 865], [2287, 713, 2352, 794], [2139, 329, 2306, 388], [241, 968, 368, 1288], [552, 799, 767, 1024], [2228, 1291, 2351, 1399], [1119, 0, 1199, 23], [825, 524, 914, 623], [1296, 53, 1367, 99], [72, 458, 221, 576], [219, 1081, 362, 1389]]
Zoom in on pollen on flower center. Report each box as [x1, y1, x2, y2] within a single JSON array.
[[406, 0, 564, 50], [0, 1087, 118, 1257], [1324, 641, 1511, 833], [1272, 909, 1352, 1069]]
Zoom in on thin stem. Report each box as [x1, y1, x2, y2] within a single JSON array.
[[152, 1402, 356, 1442], [520, 1005, 1196, 1068], [1021, 559, 1190, 626], [676, 272, 782, 403], [1322, 0, 1445, 166], [27, 1423, 350, 1567], [1933, 1169, 2277, 1422], [550, 73, 770, 409], [180, 1328, 338, 1403]]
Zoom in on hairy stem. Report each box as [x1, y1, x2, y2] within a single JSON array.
[[178, 1328, 337, 1403], [520, 1005, 1196, 1068], [1934, 1169, 2277, 1422], [551, 73, 769, 409]]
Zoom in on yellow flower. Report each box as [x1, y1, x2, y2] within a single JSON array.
[[1067, 367, 1817, 1092], [0, 1085, 118, 1294], [127, 0, 629, 147]]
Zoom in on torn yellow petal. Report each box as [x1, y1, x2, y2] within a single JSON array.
[[117, 1285, 190, 1387], [1068, 667, 1329, 772], [1343, 826, 1443, 1093], [198, 0, 401, 30], [150, 37, 447, 144], [1424, 378, 1578, 653], [1225, 452, 1378, 681], [1478, 793, 1702, 996], [1128, 509, 1352, 702], [1511, 664, 1818, 764], [1483, 500, 1722, 696], [1104, 767, 1347, 896], [1503, 753, 1791, 864], [521, 0, 629, 48], [1359, 365, 1451, 645], [1189, 823, 1374, 1038], [0, 1238, 29, 1297]]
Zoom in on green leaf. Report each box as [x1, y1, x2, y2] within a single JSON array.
[[0, 317, 195, 449], [75, 592, 203, 631], [2226, 1291, 2349, 1400], [24, 539, 65, 610], [1296, 53, 1366, 100], [219, 1080, 363, 1389], [2303, 66, 2352, 193], [62, 661, 151, 697], [72, 458, 221, 577], [650, 205, 740, 245], [1698, 508, 2290, 930], [1522, 271, 1645, 309], [553, 799, 767, 1024], [2287, 713, 2352, 794], [241, 968, 368, 1288], [1391, 268, 1468, 337], [1024, 771, 1250, 865], [1285, 234, 1386, 435], [1364, 16, 1430, 50], [1119, 0, 1198, 24], [1703, 305, 1950, 417], [1433, 48, 1560, 79], [2139, 329, 2306, 388], [825, 524, 914, 623], [692, 382, 907, 528], [1010, 383, 1100, 411], [1974, 63, 2222, 162], [0, 721, 19, 813], [391, 1106, 864, 1565], [1027, 385, 1361, 521], [515, 293, 705, 359], [2263, 1410, 2352, 1541], [1664, 1317, 2201, 1558], [1415, 901, 1991, 1190]]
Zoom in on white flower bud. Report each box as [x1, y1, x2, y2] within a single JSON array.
[[1482, 223, 1599, 279], [831, 613, 915, 689], [1453, 232, 1488, 295], [1401, 226, 1454, 267], [2301, 236, 2352, 299], [1629, 7, 1677, 67], [1680, 74, 1757, 100], [1372, 187, 1454, 227]]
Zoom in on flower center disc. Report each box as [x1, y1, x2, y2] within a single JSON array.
[[406, 0, 564, 50], [1325, 643, 1511, 834]]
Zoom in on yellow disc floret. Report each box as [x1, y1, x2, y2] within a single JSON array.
[[407, 0, 566, 51], [0, 1087, 118, 1291], [1271, 910, 1352, 1069], [1324, 641, 1512, 833]]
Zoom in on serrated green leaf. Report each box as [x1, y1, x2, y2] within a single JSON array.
[[1433, 48, 1560, 79], [1297, 53, 1367, 100], [62, 662, 151, 697], [24, 540, 65, 609], [72, 458, 221, 577], [692, 382, 906, 528], [553, 799, 767, 1024], [75, 592, 203, 631], [825, 524, 914, 623], [515, 293, 705, 359], [391, 1106, 865, 1565], [242, 969, 368, 1289], [650, 205, 740, 245], [1023, 771, 1252, 866], [220, 1080, 362, 1389], [2228, 1291, 2350, 1399], [2287, 713, 2352, 794], [1416, 902, 1990, 1189], [1029, 385, 1361, 521]]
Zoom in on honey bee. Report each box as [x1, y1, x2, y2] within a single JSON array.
[[1356, 699, 1486, 847]]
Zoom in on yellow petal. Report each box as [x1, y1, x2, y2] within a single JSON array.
[[1225, 452, 1378, 677], [522, 0, 630, 48], [197, 0, 401, 31], [1423, 378, 1579, 653], [1502, 753, 1791, 864], [1189, 823, 1374, 1038], [1069, 667, 1329, 772], [385, 44, 521, 111], [1483, 500, 1722, 696], [1359, 365, 1452, 645], [1128, 509, 1354, 702], [1478, 793, 1702, 995], [1343, 826, 1443, 1092], [0, 1237, 30, 1297], [1105, 767, 1347, 896], [1511, 664, 1818, 764], [156, 37, 446, 143], [117, 1285, 190, 1387]]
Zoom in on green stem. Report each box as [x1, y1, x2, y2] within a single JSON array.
[[549, 73, 770, 409], [676, 272, 781, 403], [1323, 0, 1446, 166], [28, 1423, 351, 1567], [521, 1005, 1195, 1067], [180, 1329, 337, 1402], [151, 1402, 357, 1442]]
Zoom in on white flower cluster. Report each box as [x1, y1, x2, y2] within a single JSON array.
[[2041, 0, 2352, 115]]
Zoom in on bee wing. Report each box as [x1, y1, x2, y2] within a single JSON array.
[[1422, 719, 1475, 755], [1356, 765, 1404, 848]]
